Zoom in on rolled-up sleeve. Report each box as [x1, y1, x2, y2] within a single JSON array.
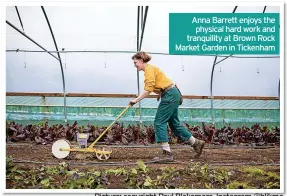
[[144, 66, 155, 92]]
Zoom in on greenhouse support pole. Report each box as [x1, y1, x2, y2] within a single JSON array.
[[41, 6, 67, 122], [6, 20, 59, 61], [210, 56, 218, 124], [136, 6, 142, 125], [141, 7, 144, 30], [136, 6, 149, 126], [138, 6, 149, 125], [214, 54, 233, 66], [15, 6, 25, 32], [139, 6, 149, 50], [209, 6, 238, 125]]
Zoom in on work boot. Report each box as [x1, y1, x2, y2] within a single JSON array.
[[152, 150, 174, 162], [192, 139, 205, 158]]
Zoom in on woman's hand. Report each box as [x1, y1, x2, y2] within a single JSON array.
[[129, 91, 151, 106], [130, 99, 138, 106]]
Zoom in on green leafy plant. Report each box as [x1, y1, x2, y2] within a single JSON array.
[[105, 168, 127, 176], [266, 171, 280, 180], [125, 161, 152, 188], [242, 167, 265, 177], [226, 181, 255, 189], [6, 155, 280, 189], [137, 160, 148, 173], [6, 156, 16, 174], [264, 181, 280, 189], [63, 170, 108, 189], [200, 164, 209, 179]]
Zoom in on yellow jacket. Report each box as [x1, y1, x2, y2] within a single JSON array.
[[144, 64, 173, 94]]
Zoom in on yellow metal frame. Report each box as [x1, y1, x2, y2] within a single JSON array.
[[60, 104, 132, 153]]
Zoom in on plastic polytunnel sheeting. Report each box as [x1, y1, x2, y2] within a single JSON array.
[[64, 53, 138, 94], [6, 6, 137, 51], [6, 7, 56, 50], [212, 57, 280, 97], [43, 6, 137, 51], [6, 5, 281, 96], [6, 51, 63, 92], [6, 51, 139, 94], [235, 5, 279, 13], [6, 6, 138, 93]]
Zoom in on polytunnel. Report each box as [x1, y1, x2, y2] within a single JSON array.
[[6, 5, 280, 128]]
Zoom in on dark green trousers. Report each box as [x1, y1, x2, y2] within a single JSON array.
[[154, 87, 192, 143]]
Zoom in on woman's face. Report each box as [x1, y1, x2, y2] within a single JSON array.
[[133, 59, 145, 71]]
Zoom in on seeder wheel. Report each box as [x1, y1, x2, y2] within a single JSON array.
[[95, 146, 112, 160], [52, 139, 71, 159]]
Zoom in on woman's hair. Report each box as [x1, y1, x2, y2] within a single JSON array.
[[132, 52, 152, 63]]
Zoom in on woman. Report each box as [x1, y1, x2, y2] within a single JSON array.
[[130, 52, 205, 162]]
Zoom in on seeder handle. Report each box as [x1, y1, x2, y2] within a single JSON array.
[[88, 104, 132, 148]]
